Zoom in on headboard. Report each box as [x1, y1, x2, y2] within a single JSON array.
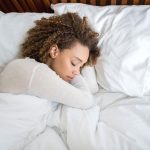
[[0, 0, 150, 13]]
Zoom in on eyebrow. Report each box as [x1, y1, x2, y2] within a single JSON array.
[[74, 56, 83, 63]]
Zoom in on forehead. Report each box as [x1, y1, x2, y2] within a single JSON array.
[[63, 42, 89, 62]]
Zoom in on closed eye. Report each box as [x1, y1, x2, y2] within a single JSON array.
[[71, 62, 76, 66]]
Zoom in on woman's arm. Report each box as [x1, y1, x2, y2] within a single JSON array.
[[0, 58, 95, 109], [29, 63, 95, 109], [70, 74, 91, 92]]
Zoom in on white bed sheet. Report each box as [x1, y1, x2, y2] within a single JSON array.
[[24, 127, 67, 150], [0, 91, 150, 150]]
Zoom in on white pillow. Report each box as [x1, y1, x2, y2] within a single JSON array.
[[0, 12, 54, 72], [51, 4, 150, 96], [0, 11, 4, 17]]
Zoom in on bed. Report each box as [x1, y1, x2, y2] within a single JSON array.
[[0, 0, 150, 150]]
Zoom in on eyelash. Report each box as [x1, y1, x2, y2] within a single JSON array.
[[71, 62, 76, 67]]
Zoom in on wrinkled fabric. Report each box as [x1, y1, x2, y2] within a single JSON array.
[[1, 91, 150, 150]]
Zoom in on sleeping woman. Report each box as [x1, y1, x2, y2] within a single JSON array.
[[0, 12, 100, 109]]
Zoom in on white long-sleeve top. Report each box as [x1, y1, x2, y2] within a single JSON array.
[[0, 58, 95, 109]]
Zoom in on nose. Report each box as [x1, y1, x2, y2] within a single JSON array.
[[72, 68, 80, 75]]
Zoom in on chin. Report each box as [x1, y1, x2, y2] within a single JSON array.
[[61, 76, 69, 82], [65, 78, 71, 83], [65, 78, 70, 82], [60, 75, 71, 82]]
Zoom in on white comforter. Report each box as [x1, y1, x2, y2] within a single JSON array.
[[0, 91, 150, 150]]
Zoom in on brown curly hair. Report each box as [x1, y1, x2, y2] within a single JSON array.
[[21, 12, 100, 66]]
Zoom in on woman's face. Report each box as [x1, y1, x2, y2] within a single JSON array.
[[48, 42, 89, 82]]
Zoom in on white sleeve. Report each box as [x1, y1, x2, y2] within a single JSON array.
[[70, 74, 91, 92], [28, 64, 95, 109]]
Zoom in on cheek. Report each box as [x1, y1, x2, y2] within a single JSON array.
[[56, 57, 72, 73], [52, 53, 73, 75], [62, 60, 72, 72]]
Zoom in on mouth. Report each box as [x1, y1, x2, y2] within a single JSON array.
[[66, 76, 74, 81]]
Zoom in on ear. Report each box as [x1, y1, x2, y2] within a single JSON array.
[[48, 45, 60, 58]]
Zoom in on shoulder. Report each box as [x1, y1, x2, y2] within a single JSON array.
[[0, 57, 50, 79], [3, 57, 47, 72], [12, 58, 58, 79], [7, 57, 39, 67], [2, 57, 59, 83]]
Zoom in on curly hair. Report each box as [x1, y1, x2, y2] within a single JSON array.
[[21, 12, 100, 66]]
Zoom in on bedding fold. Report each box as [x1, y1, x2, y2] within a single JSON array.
[[1, 92, 150, 150]]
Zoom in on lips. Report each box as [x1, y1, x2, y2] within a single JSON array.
[[67, 76, 74, 80]]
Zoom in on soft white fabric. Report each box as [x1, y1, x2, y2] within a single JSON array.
[[0, 12, 54, 73], [0, 58, 95, 109], [24, 127, 68, 150], [0, 11, 4, 17], [51, 3, 150, 96], [81, 66, 99, 93], [48, 91, 150, 150], [1, 90, 150, 150], [0, 93, 52, 150]]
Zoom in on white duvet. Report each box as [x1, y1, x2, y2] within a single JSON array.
[[1, 91, 150, 150]]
